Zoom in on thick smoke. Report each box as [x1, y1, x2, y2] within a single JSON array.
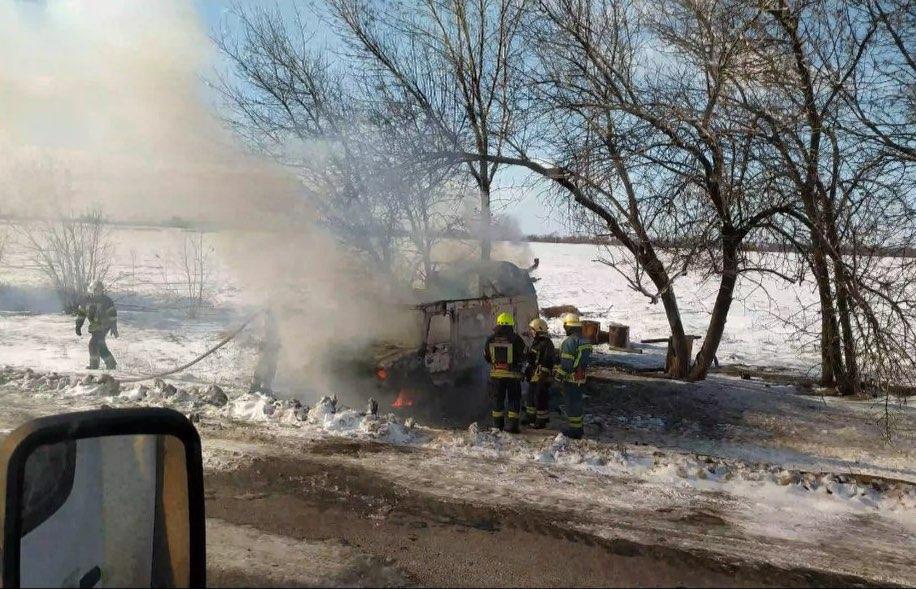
[[0, 0, 415, 397], [0, 0, 304, 222]]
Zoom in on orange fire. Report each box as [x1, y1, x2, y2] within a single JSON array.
[[392, 389, 414, 408], [376, 367, 389, 381]]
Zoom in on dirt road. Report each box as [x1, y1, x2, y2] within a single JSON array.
[[203, 440, 877, 588]]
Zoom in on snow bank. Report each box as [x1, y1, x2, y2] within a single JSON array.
[[1, 366, 421, 447], [432, 423, 916, 518]]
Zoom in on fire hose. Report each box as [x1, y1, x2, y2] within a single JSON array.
[[117, 311, 261, 384]]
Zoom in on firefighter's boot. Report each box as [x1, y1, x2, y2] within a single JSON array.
[[524, 406, 537, 427], [563, 426, 583, 439], [491, 411, 505, 431], [506, 413, 520, 434], [534, 411, 549, 429]]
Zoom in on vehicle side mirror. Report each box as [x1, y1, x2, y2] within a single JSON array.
[[0, 408, 206, 588]]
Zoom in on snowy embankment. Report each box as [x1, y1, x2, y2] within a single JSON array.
[[2, 365, 914, 583], [3, 365, 913, 531], [0, 366, 416, 445]]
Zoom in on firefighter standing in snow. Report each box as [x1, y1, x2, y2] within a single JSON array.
[[556, 312, 592, 439], [75, 280, 119, 370], [524, 318, 555, 429], [484, 312, 527, 433]]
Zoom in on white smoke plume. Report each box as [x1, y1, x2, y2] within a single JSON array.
[[0, 0, 415, 396]]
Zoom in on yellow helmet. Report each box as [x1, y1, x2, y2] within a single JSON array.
[[496, 312, 515, 327], [561, 312, 582, 327], [528, 318, 549, 334]]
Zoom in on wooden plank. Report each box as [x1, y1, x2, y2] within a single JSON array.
[[607, 345, 643, 354]]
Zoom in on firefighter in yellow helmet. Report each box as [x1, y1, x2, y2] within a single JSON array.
[[523, 318, 555, 429], [555, 312, 592, 439], [483, 312, 527, 433]]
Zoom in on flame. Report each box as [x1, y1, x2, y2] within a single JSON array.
[[376, 367, 389, 381], [392, 389, 414, 408]]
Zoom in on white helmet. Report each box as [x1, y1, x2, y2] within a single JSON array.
[[528, 318, 549, 334], [561, 312, 582, 327]]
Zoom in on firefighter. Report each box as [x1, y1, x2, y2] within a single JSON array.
[[524, 317, 555, 429], [483, 312, 527, 433], [250, 309, 280, 395], [75, 280, 119, 370], [555, 312, 592, 439]]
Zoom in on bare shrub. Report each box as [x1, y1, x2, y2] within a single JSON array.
[[157, 231, 215, 318], [15, 209, 113, 313]]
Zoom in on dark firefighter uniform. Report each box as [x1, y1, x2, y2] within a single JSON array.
[[555, 313, 592, 439], [524, 318, 555, 429], [76, 283, 118, 370], [484, 312, 527, 433]]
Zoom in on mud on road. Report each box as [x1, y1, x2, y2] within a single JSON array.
[[205, 440, 879, 588]]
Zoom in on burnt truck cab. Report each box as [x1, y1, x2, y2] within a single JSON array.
[[376, 260, 539, 389]]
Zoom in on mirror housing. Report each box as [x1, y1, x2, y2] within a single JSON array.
[[0, 408, 206, 588]]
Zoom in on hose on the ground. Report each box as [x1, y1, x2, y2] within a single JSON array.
[[117, 311, 261, 384]]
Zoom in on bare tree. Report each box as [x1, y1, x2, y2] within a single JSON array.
[[177, 231, 214, 319], [155, 231, 216, 318], [432, 0, 795, 379], [722, 0, 916, 401], [847, 0, 916, 162], [328, 0, 527, 262], [15, 209, 113, 313], [213, 5, 465, 286]]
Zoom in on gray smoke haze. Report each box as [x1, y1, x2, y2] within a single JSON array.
[[0, 0, 416, 395], [0, 0, 307, 223]]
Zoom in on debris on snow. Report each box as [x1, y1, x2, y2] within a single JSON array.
[[121, 384, 149, 402], [203, 384, 229, 407]]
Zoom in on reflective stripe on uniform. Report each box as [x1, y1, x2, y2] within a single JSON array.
[[489, 342, 514, 364], [492, 410, 504, 418], [537, 410, 550, 417], [561, 352, 576, 360], [573, 344, 593, 368], [525, 406, 537, 415], [568, 416, 583, 425], [507, 411, 519, 419], [531, 366, 551, 383], [490, 368, 522, 379]]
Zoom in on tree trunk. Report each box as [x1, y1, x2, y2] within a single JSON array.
[[820, 310, 835, 386], [821, 195, 859, 395], [479, 164, 492, 263], [659, 286, 690, 378], [689, 233, 739, 381], [634, 253, 690, 378], [812, 245, 850, 393], [834, 274, 858, 395]]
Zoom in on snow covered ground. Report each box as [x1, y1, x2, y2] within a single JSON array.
[[1, 362, 913, 584], [2, 226, 821, 387], [1, 225, 914, 584], [530, 242, 822, 374]]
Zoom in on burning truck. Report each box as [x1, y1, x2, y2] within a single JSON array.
[[373, 260, 540, 410]]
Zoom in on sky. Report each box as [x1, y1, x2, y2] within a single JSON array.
[[192, 0, 563, 235]]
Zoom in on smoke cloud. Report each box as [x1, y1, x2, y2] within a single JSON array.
[[0, 0, 417, 397], [0, 0, 303, 223]]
